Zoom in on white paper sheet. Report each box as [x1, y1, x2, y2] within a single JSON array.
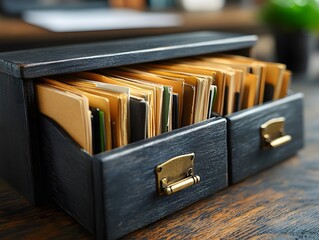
[[22, 8, 183, 32]]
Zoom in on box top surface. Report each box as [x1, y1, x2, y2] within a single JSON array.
[[0, 31, 257, 79]]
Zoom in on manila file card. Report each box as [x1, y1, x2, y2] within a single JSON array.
[[36, 84, 92, 154]]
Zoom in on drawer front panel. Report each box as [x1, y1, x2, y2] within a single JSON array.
[[227, 93, 304, 184], [94, 118, 228, 240]]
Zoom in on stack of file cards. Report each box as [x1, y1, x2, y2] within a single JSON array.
[[36, 54, 291, 155]]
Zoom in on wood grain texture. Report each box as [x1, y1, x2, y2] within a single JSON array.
[[0, 72, 35, 204], [0, 179, 92, 240], [124, 155, 318, 240], [95, 117, 227, 240], [0, 79, 314, 240], [226, 93, 304, 184], [0, 32, 257, 79], [39, 116, 95, 233]]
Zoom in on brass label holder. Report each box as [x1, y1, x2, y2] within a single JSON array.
[[261, 117, 292, 149], [155, 153, 200, 196]]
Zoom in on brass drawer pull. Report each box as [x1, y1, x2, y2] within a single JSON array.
[[269, 135, 292, 148], [162, 175, 201, 196], [156, 153, 201, 196], [261, 117, 292, 149]]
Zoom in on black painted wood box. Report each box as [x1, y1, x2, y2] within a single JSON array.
[[0, 32, 303, 239]]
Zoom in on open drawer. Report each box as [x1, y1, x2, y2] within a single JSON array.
[[39, 114, 227, 239]]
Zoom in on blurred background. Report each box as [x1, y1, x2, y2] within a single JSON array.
[[1, 0, 319, 77]]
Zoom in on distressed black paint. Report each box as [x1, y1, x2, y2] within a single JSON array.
[[0, 32, 257, 79], [0, 72, 36, 204], [226, 93, 304, 184]]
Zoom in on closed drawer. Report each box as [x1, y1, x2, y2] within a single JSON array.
[[39, 115, 228, 239], [226, 93, 304, 184]]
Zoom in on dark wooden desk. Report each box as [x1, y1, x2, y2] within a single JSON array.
[[0, 79, 318, 239], [0, 7, 263, 51]]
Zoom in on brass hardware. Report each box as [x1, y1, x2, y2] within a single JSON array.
[[261, 117, 292, 149], [155, 153, 200, 196]]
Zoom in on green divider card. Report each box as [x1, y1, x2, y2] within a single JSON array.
[[99, 110, 106, 152]]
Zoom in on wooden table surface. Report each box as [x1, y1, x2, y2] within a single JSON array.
[[0, 79, 318, 239]]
